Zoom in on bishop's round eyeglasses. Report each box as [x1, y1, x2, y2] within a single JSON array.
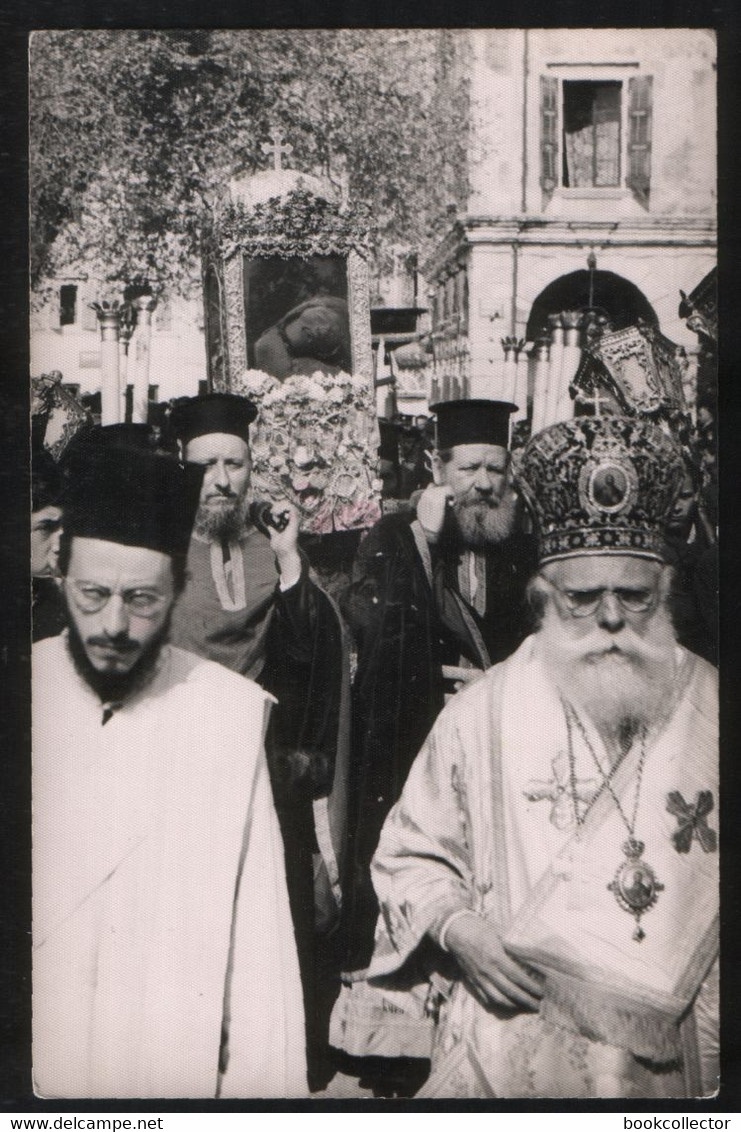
[[545, 579, 658, 618], [64, 580, 169, 618]]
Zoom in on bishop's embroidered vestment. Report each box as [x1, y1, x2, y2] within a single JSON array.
[[357, 636, 718, 1099]]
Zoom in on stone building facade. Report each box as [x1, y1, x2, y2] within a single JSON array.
[[30, 29, 715, 419], [30, 283, 207, 404], [422, 28, 716, 413]]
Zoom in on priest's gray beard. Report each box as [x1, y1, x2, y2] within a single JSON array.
[[452, 488, 518, 549], [536, 597, 678, 756], [195, 496, 248, 542]]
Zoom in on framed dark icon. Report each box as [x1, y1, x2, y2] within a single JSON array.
[[243, 254, 352, 381]]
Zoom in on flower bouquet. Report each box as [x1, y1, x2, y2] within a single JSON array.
[[233, 368, 382, 534]]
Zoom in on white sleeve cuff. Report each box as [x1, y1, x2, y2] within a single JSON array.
[[438, 907, 478, 953], [278, 571, 301, 592]]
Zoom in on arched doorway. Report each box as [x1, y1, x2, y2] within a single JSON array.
[[525, 270, 658, 342]]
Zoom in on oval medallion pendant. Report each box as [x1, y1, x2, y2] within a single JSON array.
[[607, 838, 664, 942]]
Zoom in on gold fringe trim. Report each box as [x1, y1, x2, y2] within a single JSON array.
[[541, 969, 682, 1065]]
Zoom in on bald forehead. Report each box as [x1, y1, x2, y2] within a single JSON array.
[[445, 444, 509, 470], [67, 537, 174, 586], [184, 433, 250, 462]]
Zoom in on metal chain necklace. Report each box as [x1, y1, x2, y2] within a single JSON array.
[[562, 699, 664, 942]]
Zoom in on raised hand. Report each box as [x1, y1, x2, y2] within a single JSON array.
[[266, 500, 302, 583], [416, 483, 455, 542]]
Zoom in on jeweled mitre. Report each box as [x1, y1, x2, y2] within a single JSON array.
[[517, 416, 684, 563]]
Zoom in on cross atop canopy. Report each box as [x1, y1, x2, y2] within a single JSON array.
[[261, 129, 293, 172]]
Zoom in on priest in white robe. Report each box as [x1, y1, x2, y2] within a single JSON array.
[[33, 437, 306, 1099], [355, 417, 718, 1099]]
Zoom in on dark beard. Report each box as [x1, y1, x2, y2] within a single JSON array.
[[195, 498, 247, 542], [66, 613, 171, 704]]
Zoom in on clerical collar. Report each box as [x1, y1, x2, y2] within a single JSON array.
[[209, 539, 247, 611]]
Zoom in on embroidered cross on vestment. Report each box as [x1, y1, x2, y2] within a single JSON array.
[[524, 751, 600, 830], [666, 790, 717, 853]]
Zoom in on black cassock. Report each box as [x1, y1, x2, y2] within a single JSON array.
[[339, 510, 537, 973], [259, 562, 348, 1092]]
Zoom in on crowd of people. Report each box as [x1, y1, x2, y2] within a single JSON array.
[[30, 370, 718, 1100]]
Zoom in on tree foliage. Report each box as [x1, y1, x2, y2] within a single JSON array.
[[30, 30, 470, 301]]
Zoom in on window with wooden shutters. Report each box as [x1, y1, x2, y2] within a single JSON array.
[[59, 284, 77, 327], [540, 76, 559, 204], [627, 75, 653, 209], [562, 81, 621, 188]]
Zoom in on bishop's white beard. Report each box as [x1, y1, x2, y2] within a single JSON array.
[[452, 489, 518, 549], [537, 599, 679, 753]]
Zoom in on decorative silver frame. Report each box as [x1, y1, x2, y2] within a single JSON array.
[[202, 191, 374, 392]]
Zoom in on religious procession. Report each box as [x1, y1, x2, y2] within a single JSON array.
[[27, 29, 718, 1103]]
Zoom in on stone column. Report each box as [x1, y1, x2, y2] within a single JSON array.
[[501, 337, 527, 421], [513, 342, 529, 425], [554, 311, 584, 424], [118, 306, 135, 421], [543, 314, 565, 429], [530, 338, 550, 435], [93, 303, 122, 426], [500, 336, 517, 404], [132, 295, 157, 425]]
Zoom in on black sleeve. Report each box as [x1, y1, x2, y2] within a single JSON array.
[[261, 559, 345, 806], [340, 517, 418, 649], [272, 553, 321, 666]]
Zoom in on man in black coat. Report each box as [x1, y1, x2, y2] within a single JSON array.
[[339, 401, 538, 983]]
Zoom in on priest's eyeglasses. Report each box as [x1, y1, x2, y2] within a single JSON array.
[[65, 580, 168, 618], [545, 579, 658, 618]]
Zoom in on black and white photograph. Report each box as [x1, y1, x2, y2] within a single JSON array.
[[17, 23, 725, 1110]]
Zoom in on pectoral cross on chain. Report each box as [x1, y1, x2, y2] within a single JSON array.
[[262, 129, 293, 171], [524, 751, 600, 831]]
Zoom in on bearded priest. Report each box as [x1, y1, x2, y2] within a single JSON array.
[[167, 393, 346, 1091], [338, 400, 538, 987], [32, 441, 306, 1098], [358, 416, 718, 1099]]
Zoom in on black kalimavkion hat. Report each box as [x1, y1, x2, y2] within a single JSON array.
[[62, 441, 204, 560], [516, 416, 684, 564], [169, 393, 258, 447], [61, 422, 179, 462], [430, 399, 517, 450]]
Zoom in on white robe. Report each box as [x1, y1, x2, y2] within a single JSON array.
[[32, 635, 307, 1099], [363, 635, 718, 1099]]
